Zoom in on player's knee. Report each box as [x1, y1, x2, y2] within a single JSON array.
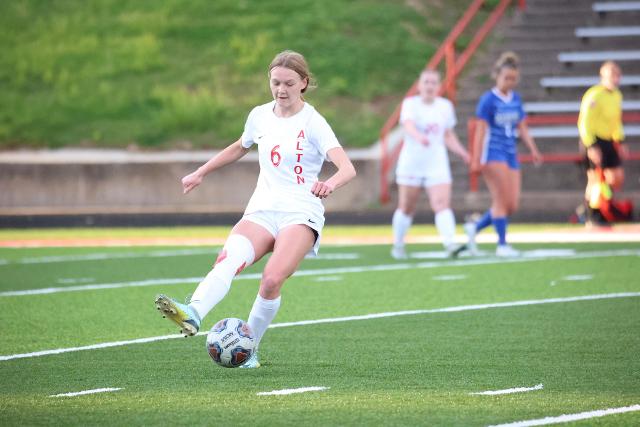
[[431, 199, 449, 213], [212, 234, 255, 281], [400, 207, 416, 216], [260, 270, 287, 297]]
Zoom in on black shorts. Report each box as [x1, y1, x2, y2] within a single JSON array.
[[585, 137, 622, 170]]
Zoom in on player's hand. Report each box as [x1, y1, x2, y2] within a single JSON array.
[[532, 148, 543, 167], [460, 151, 471, 165], [420, 135, 430, 146], [182, 170, 204, 194], [470, 159, 482, 174], [311, 181, 335, 199]]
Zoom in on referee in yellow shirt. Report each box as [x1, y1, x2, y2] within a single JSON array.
[[578, 61, 627, 195]]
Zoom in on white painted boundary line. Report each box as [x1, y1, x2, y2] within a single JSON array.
[[488, 404, 640, 427], [1, 292, 638, 362], [50, 387, 122, 397], [471, 384, 543, 396], [2, 248, 638, 297], [257, 386, 329, 396], [7, 248, 215, 265], [1, 335, 181, 361], [0, 250, 358, 265]]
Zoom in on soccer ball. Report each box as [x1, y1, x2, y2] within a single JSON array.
[[206, 318, 256, 368]]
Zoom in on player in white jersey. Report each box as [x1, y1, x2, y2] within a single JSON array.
[[391, 70, 470, 259], [155, 51, 356, 368]]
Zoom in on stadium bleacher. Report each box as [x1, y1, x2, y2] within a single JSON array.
[[540, 75, 640, 88], [592, 1, 640, 14]]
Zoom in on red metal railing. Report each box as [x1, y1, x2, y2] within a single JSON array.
[[379, 0, 524, 203]]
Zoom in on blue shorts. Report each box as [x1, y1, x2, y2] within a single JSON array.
[[482, 148, 520, 170]]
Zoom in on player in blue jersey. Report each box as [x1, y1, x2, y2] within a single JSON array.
[[465, 52, 542, 257]]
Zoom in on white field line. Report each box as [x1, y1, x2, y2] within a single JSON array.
[[313, 276, 343, 282], [563, 274, 593, 281], [50, 387, 122, 397], [432, 274, 468, 281], [550, 274, 594, 287], [1, 292, 639, 362], [471, 384, 543, 396], [256, 386, 329, 396], [5, 248, 216, 265], [2, 248, 638, 298], [488, 404, 640, 427], [0, 250, 358, 265]]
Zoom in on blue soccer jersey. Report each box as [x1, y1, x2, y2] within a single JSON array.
[[475, 88, 526, 155]]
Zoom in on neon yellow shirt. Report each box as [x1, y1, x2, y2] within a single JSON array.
[[577, 84, 624, 147]]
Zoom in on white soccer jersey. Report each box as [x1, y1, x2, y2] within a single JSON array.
[[241, 101, 342, 222], [396, 96, 456, 179]]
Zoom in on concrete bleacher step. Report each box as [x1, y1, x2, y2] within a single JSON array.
[[540, 75, 640, 88], [575, 25, 640, 38], [524, 100, 640, 113], [443, 0, 640, 207], [558, 50, 640, 63], [593, 1, 640, 13], [528, 125, 640, 138]]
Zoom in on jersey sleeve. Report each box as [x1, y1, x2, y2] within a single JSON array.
[[241, 107, 258, 148], [399, 97, 416, 124], [475, 92, 493, 123], [309, 112, 341, 159]]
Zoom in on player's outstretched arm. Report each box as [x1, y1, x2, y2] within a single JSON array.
[[517, 121, 542, 166], [182, 138, 250, 194], [311, 147, 356, 199], [470, 119, 488, 173], [403, 120, 430, 146], [444, 129, 470, 164]]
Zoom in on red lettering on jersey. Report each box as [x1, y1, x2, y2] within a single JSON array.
[[294, 129, 305, 184]]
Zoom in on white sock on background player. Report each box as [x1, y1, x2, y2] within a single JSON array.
[[392, 209, 413, 248], [435, 208, 456, 250], [189, 234, 255, 319]]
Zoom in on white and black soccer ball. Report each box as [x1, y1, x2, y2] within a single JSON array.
[[206, 318, 256, 368]]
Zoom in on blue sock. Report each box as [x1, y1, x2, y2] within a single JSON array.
[[475, 210, 493, 232], [492, 217, 508, 245]]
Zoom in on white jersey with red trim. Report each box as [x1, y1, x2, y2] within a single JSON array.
[[241, 101, 341, 221], [396, 95, 456, 178]]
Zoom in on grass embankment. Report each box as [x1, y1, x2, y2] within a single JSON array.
[[1, 0, 478, 149]]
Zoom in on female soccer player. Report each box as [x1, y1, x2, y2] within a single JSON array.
[[155, 50, 356, 368], [465, 52, 542, 257], [391, 70, 470, 259]]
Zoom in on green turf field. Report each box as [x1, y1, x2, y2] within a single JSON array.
[[0, 239, 639, 426]]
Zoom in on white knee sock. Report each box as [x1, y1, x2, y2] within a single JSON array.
[[435, 208, 456, 249], [189, 234, 255, 320], [392, 209, 413, 247], [248, 294, 281, 348]]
